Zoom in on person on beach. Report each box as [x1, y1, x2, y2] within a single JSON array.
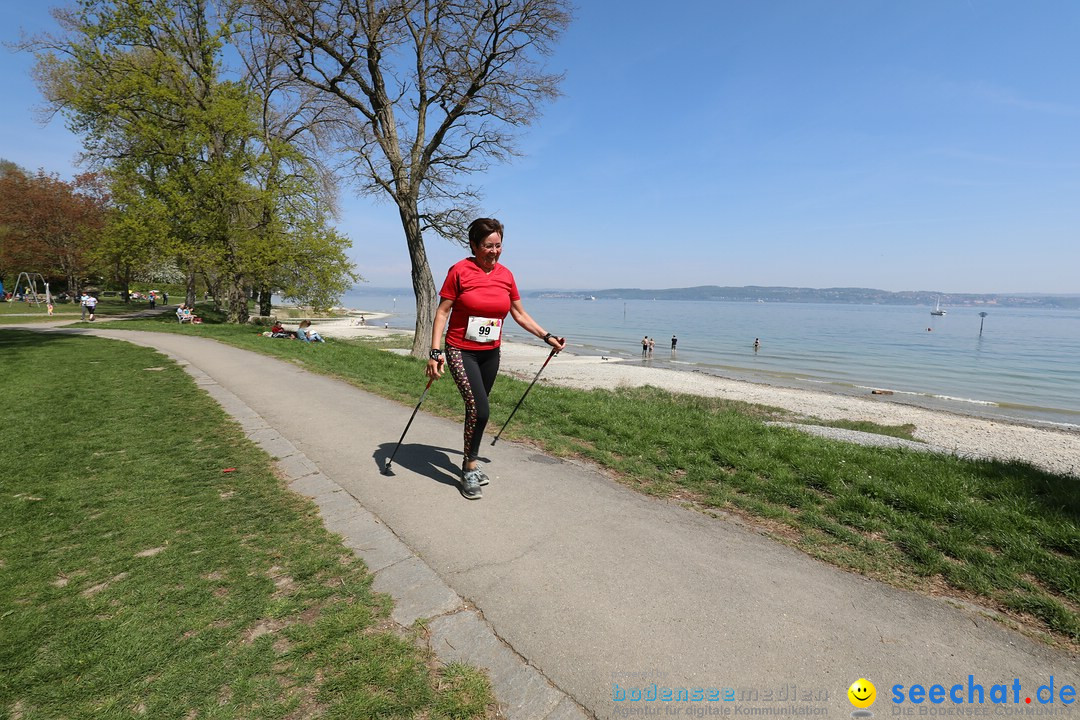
[[671, 335, 677, 352], [648, 337, 655, 357], [427, 217, 566, 500], [753, 338, 760, 351], [642, 336, 648, 357]]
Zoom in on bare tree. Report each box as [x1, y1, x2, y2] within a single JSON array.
[[246, 0, 571, 356]]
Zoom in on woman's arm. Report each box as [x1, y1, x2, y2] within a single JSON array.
[[427, 298, 455, 379], [509, 300, 566, 352]]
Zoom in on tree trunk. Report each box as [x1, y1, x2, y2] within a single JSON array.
[[118, 261, 129, 302], [119, 264, 131, 303], [226, 274, 249, 324], [399, 203, 438, 358], [185, 261, 197, 307], [258, 287, 272, 317], [201, 271, 223, 311]]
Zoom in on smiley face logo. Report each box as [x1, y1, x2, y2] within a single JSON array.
[[848, 678, 876, 709]]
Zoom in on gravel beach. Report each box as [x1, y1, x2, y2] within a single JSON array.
[[312, 316, 1080, 479]]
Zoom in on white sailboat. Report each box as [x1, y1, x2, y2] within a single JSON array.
[[930, 297, 946, 316]]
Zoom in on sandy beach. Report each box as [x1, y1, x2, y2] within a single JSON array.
[[308, 314, 1080, 479]]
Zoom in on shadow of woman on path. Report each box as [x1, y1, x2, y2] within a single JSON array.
[[374, 443, 469, 489]]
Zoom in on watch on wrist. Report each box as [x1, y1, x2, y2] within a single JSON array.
[[542, 333, 553, 343], [429, 348, 443, 360]]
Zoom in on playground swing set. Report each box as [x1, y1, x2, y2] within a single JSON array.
[[3, 272, 54, 313]]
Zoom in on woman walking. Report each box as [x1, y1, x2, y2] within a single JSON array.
[[427, 218, 566, 500]]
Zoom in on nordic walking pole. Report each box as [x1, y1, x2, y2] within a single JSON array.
[[491, 345, 560, 446], [382, 377, 435, 475]]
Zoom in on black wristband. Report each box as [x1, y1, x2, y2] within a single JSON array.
[[542, 333, 553, 343], [429, 348, 443, 360]]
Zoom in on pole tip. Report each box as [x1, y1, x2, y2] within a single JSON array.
[[382, 459, 393, 475]]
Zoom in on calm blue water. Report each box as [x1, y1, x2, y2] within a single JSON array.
[[342, 291, 1080, 428]]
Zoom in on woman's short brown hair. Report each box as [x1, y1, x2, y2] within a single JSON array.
[[468, 218, 504, 249]]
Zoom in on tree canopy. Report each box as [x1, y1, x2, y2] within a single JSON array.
[[0, 165, 107, 296], [29, 0, 359, 320], [23, 0, 569, 333]]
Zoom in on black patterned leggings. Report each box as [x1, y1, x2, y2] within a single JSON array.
[[446, 346, 501, 464]]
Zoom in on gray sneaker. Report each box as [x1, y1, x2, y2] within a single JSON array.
[[460, 469, 484, 500], [464, 464, 490, 486]]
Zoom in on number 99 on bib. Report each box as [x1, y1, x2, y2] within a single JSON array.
[[465, 316, 503, 343]]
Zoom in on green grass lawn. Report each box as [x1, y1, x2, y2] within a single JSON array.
[[0, 301, 72, 323], [72, 315, 1080, 645], [0, 297, 163, 323], [0, 330, 493, 719]]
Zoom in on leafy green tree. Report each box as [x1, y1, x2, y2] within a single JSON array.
[[96, 167, 170, 302], [235, 25, 361, 314], [30, 0, 358, 322]]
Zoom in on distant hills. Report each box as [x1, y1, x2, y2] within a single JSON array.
[[532, 286, 1080, 309]]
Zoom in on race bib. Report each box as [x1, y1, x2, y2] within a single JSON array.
[[465, 316, 502, 343]]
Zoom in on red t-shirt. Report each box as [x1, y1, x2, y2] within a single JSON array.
[[440, 258, 520, 351]]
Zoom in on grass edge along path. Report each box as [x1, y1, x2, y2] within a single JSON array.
[[0, 329, 494, 719], [78, 316, 1080, 647]]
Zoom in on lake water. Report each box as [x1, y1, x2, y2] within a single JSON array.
[[342, 290, 1080, 429]]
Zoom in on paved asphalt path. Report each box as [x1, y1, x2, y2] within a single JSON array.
[[36, 328, 1079, 718]]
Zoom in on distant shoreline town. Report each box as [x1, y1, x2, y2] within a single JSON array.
[[530, 286, 1080, 309]]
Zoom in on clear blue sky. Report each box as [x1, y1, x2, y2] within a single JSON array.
[[3, 1, 1079, 294]]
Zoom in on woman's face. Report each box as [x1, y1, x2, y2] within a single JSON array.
[[472, 231, 502, 272]]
